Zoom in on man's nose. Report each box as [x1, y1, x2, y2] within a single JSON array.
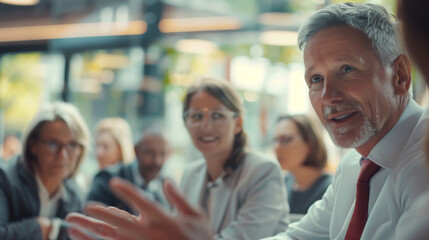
[[321, 76, 344, 105]]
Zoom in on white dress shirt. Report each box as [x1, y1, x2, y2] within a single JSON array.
[[393, 190, 429, 240], [263, 99, 429, 240], [36, 175, 65, 218], [36, 175, 65, 240]]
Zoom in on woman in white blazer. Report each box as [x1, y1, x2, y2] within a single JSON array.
[[179, 77, 288, 239]]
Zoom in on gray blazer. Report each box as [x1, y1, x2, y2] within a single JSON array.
[[180, 152, 289, 240], [0, 156, 84, 240]]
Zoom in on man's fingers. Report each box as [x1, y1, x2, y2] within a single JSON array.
[[85, 204, 168, 240], [86, 205, 139, 227], [105, 206, 140, 224], [163, 180, 201, 217], [68, 227, 95, 240], [66, 212, 117, 240], [108, 177, 170, 224]]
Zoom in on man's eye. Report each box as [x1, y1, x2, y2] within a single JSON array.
[[343, 65, 354, 73], [311, 75, 323, 83]]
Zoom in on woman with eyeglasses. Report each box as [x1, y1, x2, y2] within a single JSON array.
[[175, 76, 288, 239], [65, 77, 288, 240], [273, 114, 332, 217], [0, 102, 90, 240]]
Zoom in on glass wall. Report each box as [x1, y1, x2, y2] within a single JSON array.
[[0, 0, 416, 180], [0, 52, 64, 145]]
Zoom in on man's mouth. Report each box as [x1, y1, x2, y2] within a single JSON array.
[[331, 112, 357, 122]]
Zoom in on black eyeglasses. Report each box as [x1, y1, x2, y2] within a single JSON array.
[[40, 139, 82, 156]]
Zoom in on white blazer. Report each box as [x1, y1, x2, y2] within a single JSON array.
[[180, 151, 289, 240]]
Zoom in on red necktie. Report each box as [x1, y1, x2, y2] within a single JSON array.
[[345, 159, 381, 240]]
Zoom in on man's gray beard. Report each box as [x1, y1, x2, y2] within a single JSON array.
[[327, 117, 377, 149]]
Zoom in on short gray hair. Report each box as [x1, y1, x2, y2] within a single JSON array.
[[298, 2, 402, 66], [22, 101, 90, 178], [136, 122, 169, 146]]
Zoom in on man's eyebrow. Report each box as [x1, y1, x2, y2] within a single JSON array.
[[305, 57, 356, 76]]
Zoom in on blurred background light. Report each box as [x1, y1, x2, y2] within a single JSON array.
[[175, 39, 218, 55], [0, 0, 38, 5], [0, 21, 147, 42], [159, 16, 242, 33], [260, 31, 298, 46]]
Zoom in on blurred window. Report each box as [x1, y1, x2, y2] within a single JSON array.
[[0, 52, 64, 138]]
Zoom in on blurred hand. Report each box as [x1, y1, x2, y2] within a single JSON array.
[[66, 178, 212, 240], [66, 209, 137, 240], [36, 217, 52, 240]]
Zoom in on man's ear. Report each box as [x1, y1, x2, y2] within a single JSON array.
[[392, 54, 411, 95]]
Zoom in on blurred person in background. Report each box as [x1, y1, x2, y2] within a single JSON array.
[[0, 102, 90, 240], [273, 114, 332, 217], [75, 117, 135, 194], [94, 117, 135, 170], [67, 77, 288, 240], [1, 134, 22, 161], [86, 128, 172, 213], [392, 0, 429, 239]]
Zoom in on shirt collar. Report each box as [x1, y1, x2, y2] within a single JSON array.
[[367, 99, 424, 169], [131, 160, 163, 189], [35, 174, 66, 202], [205, 168, 233, 188]]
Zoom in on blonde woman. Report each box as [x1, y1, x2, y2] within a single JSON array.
[[94, 118, 135, 170]]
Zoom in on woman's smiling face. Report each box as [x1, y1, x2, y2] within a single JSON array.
[[185, 90, 242, 161]]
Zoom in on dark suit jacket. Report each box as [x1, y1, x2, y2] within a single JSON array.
[[0, 156, 84, 240], [86, 161, 170, 214]]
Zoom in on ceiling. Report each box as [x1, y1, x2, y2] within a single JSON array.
[[0, 0, 326, 52]]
